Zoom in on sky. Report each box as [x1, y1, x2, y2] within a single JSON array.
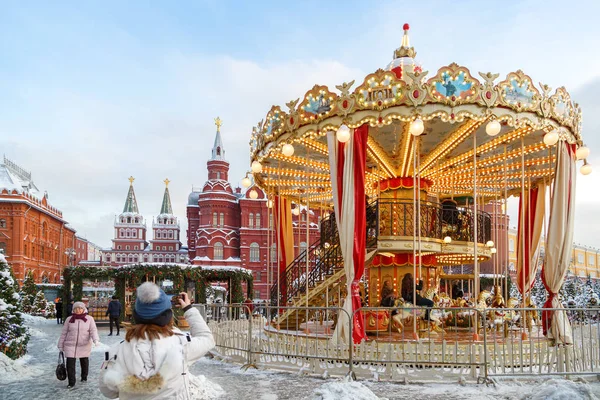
[[1, 0, 600, 249]]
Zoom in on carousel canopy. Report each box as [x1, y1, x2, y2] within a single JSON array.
[[248, 24, 586, 206]]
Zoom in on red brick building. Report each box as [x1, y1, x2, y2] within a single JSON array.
[[0, 156, 77, 284], [103, 178, 187, 265], [187, 122, 320, 299]]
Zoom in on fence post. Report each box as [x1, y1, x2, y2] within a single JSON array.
[[242, 305, 257, 370], [481, 309, 489, 383], [347, 308, 355, 380]]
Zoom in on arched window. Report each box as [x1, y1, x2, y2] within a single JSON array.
[[213, 212, 218, 227], [41, 246, 45, 260], [126, 245, 130, 250], [24, 244, 28, 257], [249, 243, 260, 262], [248, 213, 254, 228], [255, 214, 261, 228], [214, 242, 223, 260], [271, 243, 277, 263], [168, 231, 173, 239], [42, 222, 47, 239], [216, 171, 221, 179], [219, 213, 224, 227], [132, 230, 137, 238], [120, 228, 124, 238]]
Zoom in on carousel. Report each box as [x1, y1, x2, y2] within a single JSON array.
[[246, 23, 589, 346]]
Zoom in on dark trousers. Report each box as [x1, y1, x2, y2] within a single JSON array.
[[66, 357, 89, 386], [56, 314, 63, 324], [109, 316, 120, 334], [416, 296, 434, 320]]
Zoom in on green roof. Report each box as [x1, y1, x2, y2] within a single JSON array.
[[122, 184, 139, 214], [160, 187, 173, 215]]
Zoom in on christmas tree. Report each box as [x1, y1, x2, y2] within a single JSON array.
[[0, 254, 30, 359], [19, 271, 37, 314], [529, 272, 547, 309], [30, 291, 51, 317]]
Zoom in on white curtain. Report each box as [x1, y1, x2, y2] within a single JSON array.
[[542, 142, 576, 345], [327, 131, 356, 345]]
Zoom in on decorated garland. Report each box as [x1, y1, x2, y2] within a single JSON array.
[[62, 263, 254, 316]]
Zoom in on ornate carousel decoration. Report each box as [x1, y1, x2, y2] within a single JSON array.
[[246, 23, 589, 344]]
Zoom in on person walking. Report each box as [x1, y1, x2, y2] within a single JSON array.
[[57, 301, 100, 389], [55, 297, 63, 324], [105, 296, 122, 336], [99, 282, 215, 399]]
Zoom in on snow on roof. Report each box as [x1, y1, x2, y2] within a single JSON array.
[[117, 262, 193, 270], [0, 158, 42, 196], [199, 265, 252, 275], [211, 285, 227, 292]]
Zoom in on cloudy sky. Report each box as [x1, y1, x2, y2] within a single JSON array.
[[1, 0, 600, 249]]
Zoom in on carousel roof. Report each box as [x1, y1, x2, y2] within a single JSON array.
[[247, 24, 587, 206]]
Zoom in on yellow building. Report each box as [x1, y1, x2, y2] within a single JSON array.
[[507, 228, 600, 280]]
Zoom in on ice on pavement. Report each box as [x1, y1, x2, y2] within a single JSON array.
[[311, 377, 383, 400]]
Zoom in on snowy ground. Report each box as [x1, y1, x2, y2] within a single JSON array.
[[3, 316, 600, 400]]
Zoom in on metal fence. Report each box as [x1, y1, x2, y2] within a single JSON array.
[[195, 304, 600, 383]]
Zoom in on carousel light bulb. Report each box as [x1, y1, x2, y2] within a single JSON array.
[[251, 161, 263, 173], [543, 130, 559, 146], [444, 236, 452, 244], [241, 176, 252, 188], [486, 240, 494, 247], [324, 242, 331, 249], [410, 118, 424, 136], [485, 120, 501, 136], [336, 124, 351, 143], [249, 189, 258, 199], [491, 247, 497, 254], [576, 146, 590, 160], [282, 143, 295, 157], [581, 160, 593, 175]]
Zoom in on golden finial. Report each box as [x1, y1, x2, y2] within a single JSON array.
[[128, 176, 135, 185], [164, 178, 170, 187], [215, 117, 222, 132]]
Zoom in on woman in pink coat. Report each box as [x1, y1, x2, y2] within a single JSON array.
[[57, 301, 100, 389]]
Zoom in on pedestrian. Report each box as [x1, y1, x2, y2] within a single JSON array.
[[55, 297, 63, 324], [105, 295, 122, 336], [243, 297, 254, 319], [99, 282, 215, 399], [57, 301, 100, 389]]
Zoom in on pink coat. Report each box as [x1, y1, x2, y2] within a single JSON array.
[[58, 315, 100, 358]]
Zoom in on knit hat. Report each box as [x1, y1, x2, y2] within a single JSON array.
[[72, 301, 87, 313], [134, 282, 172, 326]]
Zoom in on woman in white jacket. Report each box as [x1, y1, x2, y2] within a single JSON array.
[[99, 282, 215, 400]]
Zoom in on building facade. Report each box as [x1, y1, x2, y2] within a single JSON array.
[[506, 228, 600, 280], [103, 178, 187, 265], [0, 156, 77, 284], [187, 121, 320, 299]]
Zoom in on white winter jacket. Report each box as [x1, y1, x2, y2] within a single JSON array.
[[99, 307, 215, 400]]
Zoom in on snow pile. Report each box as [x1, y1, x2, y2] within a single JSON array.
[[0, 352, 44, 384], [311, 379, 382, 400], [188, 374, 225, 399], [522, 379, 598, 400], [21, 313, 55, 325]]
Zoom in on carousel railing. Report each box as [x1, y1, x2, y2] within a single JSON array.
[[207, 304, 600, 382], [378, 199, 492, 244]]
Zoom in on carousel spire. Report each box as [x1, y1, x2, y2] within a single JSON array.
[[393, 23, 417, 59]]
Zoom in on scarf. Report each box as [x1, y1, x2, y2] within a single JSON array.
[[70, 313, 88, 323]]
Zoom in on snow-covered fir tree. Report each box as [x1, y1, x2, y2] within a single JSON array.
[[529, 273, 547, 308], [19, 271, 37, 314], [0, 254, 29, 359], [576, 276, 598, 308], [30, 291, 51, 317]]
